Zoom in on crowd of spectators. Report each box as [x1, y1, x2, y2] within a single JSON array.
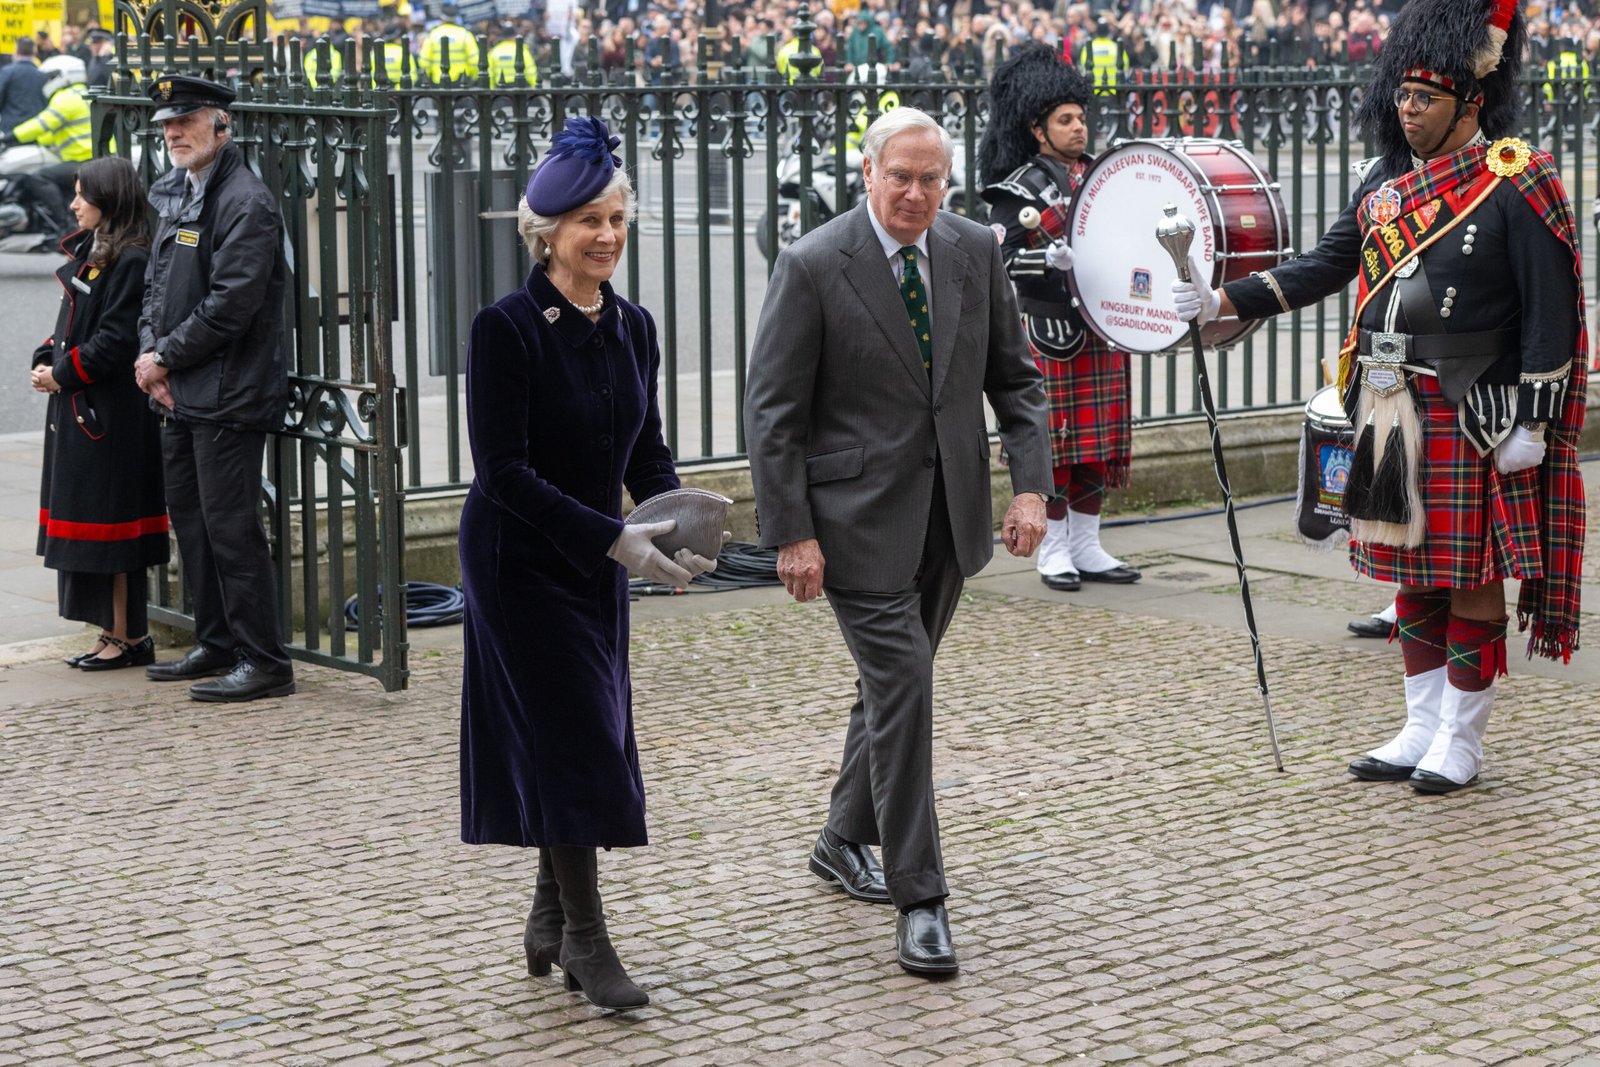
[[7, 0, 1600, 86]]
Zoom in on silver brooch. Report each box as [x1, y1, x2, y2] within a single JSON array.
[[543, 307, 561, 323]]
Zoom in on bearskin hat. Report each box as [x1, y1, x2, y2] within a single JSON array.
[[1354, 0, 1526, 173], [977, 44, 1094, 184]]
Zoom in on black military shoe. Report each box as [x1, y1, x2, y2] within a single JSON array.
[[189, 662, 296, 703], [1347, 615, 1394, 639], [146, 644, 236, 682], [1410, 770, 1478, 795], [1349, 756, 1416, 781], [809, 831, 891, 904], [1040, 571, 1081, 592], [896, 903, 958, 976], [1079, 564, 1141, 584]]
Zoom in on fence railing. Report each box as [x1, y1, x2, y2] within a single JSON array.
[[100, 29, 1600, 496]]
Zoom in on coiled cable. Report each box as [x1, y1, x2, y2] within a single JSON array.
[[344, 582, 466, 629], [629, 541, 780, 597]]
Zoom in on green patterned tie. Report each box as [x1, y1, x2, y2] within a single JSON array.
[[897, 245, 932, 376]]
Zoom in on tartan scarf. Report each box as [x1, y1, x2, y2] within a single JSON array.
[[1507, 148, 1588, 663]]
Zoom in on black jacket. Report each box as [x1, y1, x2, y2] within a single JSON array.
[[36, 231, 168, 573], [139, 141, 289, 432]]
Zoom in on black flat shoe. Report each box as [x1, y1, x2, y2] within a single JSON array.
[[1079, 565, 1141, 584], [1040, 571, 1081, 592], [1348, 756, 1416, 781], [78, 635, 156, 672], [1410, 770, 1478, 795], [896, 903, 958, 976], [65, 633, 113, 668], [809, 831, 891, 904], [147, 644, 236, 682], [189, 662, 296, 703], [1347, 616, 1394, 639]]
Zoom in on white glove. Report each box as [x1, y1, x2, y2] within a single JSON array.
[[1170, 255, 1220, 325], [673, 547, 719, 579], [1494, 425, 1546, 474], [607, 520, 693, 587], [1044, 239, 1074, 272]]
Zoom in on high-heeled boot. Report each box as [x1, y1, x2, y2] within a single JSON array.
[[547, 846, 649, 1010], [524, 847, 563, 977]]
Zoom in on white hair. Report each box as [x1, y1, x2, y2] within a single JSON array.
[[858, 107, 954, 170], [516, 168, 636, 263]]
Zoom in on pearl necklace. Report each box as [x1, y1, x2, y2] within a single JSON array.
[[569, 291, 605, 315]]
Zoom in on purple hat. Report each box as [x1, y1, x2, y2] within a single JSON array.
[[525, 117, 623, 216]]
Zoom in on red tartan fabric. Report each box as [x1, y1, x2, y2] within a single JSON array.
[[1351, 375, 1544, 588], [1034, 331, 1132, 487], [1509, 150, 1589, 662]]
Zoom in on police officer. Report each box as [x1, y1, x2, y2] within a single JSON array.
[[132, 75, 295, 703], [486, 22, 538, 87], [2, 55, 92, 245], [419, 3, 480, 84], [1076, 19, 1128, 96]]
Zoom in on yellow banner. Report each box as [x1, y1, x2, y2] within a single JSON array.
[[29, 0, 58, 40], [0, 0, 30, 44]]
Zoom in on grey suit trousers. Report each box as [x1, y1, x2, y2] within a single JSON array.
[[824, 471, 962, 909]]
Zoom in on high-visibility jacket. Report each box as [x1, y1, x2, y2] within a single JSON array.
[[1544, 48, 1591, 100], [487, 39, 538, 86], [13, 85, 92, 162], [846, 88, 899, 150], [304, 44, 344, 87], [775, 37, 818, 82], [371, 41, 411, 85], [420, 23, 480, 83], [1077, 36, 1127, 92]]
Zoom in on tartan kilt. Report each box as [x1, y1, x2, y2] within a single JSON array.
[[1036, 328, 1133, 488], [1350, 374, 1545, 588]]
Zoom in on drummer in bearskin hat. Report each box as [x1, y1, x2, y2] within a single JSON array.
[[1174, 0, 1587, 794], [978, 46, 1141, 594]]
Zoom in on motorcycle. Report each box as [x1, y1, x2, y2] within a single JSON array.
[[755, 139, 970, 264], [0, 143, 63, 254]]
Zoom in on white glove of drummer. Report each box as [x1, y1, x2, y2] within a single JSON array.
[[607, 520, 693, 587], [1494, 425, 1546, 474], [1044, 239, 1074, 272], [1170, 255, 1220, 325]]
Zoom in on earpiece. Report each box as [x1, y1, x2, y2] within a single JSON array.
[[214, 114, 229, 134]]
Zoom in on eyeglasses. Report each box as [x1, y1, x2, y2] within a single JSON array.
[[1392, 88, 1450, 112], [880, 170, 950, 194]]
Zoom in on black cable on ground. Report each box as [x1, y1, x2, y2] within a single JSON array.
[[345, 582, 466, 629], [629, 541, 780, 598]]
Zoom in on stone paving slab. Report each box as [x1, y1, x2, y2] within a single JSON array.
[[4, 582, 1600, 1066]]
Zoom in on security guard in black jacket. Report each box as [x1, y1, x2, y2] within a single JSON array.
[[133, 74, 295, 703]]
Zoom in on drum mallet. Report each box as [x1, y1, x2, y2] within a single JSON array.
[[1154, 203, 1285, 773], [1019, 206, 1041, 230]]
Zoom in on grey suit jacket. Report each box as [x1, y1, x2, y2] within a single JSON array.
[[745, 202, 1051, 592]]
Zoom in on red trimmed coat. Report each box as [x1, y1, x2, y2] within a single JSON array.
[[35, 231, 169, 575]]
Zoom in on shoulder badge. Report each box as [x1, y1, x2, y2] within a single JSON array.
[[1486, 137, 1531, 178], [1351, 156, 1381, 182]]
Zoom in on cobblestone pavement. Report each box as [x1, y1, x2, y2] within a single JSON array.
[[5, 564, 1600, 1066]]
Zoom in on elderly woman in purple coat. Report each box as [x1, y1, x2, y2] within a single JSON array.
[[458, 118, 716, 1011]]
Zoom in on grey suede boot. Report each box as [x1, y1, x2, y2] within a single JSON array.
[[547, 846, 648, 1010], [523, 847, 563, 977]]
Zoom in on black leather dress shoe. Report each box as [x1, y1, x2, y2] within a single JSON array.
[[1040, 571, 1081, 592], [896, 903, 958, 976], [1348, 756, 1415, 781], [147, 645, 236, 682], [189, 662, 296, 703], [1079, 565, 1141, 584], [1410, 770, 1477, 795], [1347, 615, 1394, 639], [809, 832, 891, 904]]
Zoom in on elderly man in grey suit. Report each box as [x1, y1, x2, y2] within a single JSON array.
[[745, 107, 1052, 976]]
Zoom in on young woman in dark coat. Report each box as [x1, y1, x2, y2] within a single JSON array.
[[31, 156, 168, 670], [457, 117, 718, 1011]]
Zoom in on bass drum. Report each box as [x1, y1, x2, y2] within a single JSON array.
[[1066, 138, 1291, 354]]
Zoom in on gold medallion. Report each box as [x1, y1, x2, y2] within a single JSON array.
[[1486, 137, 1531, 178]]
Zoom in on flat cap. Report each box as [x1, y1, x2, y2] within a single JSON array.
[[147, 74, 236, 123]]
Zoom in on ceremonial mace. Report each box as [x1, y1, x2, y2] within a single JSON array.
[[1155, 204, 1285, 773]]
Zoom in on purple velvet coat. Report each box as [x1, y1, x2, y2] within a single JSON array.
[[459, 265, 679, 848]]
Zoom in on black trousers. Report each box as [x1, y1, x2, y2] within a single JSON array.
[[822, 471, 963, 909], [161, 419, 291, 673], [18, 161, 78, 238]]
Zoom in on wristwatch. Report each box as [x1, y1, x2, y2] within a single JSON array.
[[151, 351, 167, 368], [1519, 420, 1546, 439]]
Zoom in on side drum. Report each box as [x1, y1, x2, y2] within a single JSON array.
[[1067, 137, 1291, 354]]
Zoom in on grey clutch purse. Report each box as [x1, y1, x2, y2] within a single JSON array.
[[624, 488, 732, 559]]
